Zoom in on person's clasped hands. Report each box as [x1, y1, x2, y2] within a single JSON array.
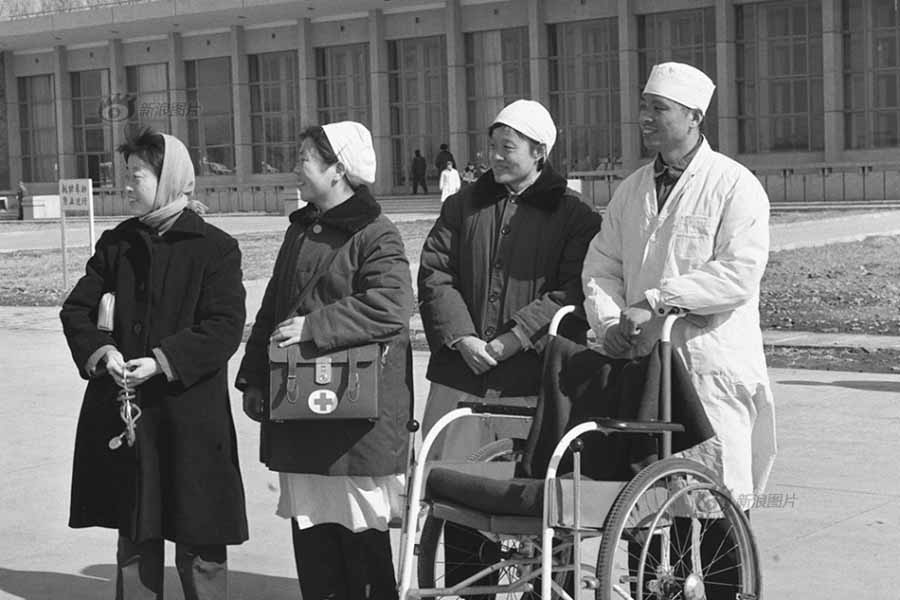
[[103, 348, 162, 388], [455, 331, 522, 375], [605, 299, 656, 357]]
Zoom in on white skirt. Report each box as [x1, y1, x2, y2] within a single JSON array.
[[277, 472, 406, 532]]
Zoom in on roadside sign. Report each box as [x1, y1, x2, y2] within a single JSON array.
[[58, 178, 95, 290]]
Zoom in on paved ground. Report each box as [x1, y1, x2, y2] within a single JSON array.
[[1, 327, 899, 599], [5, 207, 900, 253], [0, 212, 438, 253]]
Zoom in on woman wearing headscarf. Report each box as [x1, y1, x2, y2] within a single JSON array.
[[417, 99, 603, 591], [60, 127, 248, 599], [236, 121, 414, 600]]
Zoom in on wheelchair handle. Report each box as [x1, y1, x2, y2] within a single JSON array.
[[549, 305, 578, 337]]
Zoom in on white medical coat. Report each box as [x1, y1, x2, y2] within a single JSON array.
[[582, 139, 776, 503]]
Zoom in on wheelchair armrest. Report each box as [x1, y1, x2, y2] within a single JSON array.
[[593, 418, 685, 434], [457, 401, 537, 417]]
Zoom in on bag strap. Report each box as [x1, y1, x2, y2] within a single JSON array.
[[347, 346, 360, 403], [286, 344, 301, 404]]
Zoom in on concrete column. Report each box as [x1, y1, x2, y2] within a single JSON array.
[[368, 9, 391, 195], [618, 0, 641, 170], [167, 32, 187, 142], [296, 18, 316, 129], [446, 0, 467, 168], [822, 0, 843, 161], [757, 9, 770, 152], [53, 45, 75, 180], [715, 0, 738, 157], [527, 0, 549, 106], [5, 52, 22, 187], [109, 38, 126, 188], [231, 25, 250, 182]]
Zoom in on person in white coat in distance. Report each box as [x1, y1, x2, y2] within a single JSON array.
[[438, 160, 461, 202]]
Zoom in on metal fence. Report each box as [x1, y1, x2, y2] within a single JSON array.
[[573, 163, 900, 210]]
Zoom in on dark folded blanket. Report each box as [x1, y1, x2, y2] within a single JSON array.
[[519, 336, 715, 481]]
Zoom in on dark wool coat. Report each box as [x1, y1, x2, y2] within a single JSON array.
[[236, 187, 415, 476], [59, 209, 248, 545], [418, 164, 604, 398]]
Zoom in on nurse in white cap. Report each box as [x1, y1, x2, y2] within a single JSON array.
[[237, 121, 415, 599], [582, 62, 776, 599], [417, 99, 602, 590]]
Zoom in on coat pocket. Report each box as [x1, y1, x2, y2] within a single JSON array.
[[672, 214, 714, 260]]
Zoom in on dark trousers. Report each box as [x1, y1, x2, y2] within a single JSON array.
[[631, 514, 748, 600], [116, 535, 227, 600], [411, 177, 428, 194], [291, 521, 398, 600]]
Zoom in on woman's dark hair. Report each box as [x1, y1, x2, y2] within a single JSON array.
[[117, 126, 165, 179], [298, 126, 339, 166], [487, 122, 546, 171]]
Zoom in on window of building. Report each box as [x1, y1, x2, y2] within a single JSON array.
[[843, 0, 900, 148], [736, 0, 824, 153], [18, 74, 57, 182], [464, 27, 530, 169], [126, 63, 170, 134], [72, 69, 114, 187], [548, 18, 620, 174], [186, 57, 234, 176], [638, 8, 718, 152], [315, 44, 371, 128], [249, 51, 298, 174], [387, 36, 448, 189]]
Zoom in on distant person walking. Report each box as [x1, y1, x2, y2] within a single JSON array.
[[16, 181, 27, 220], [434, 143, 455, 175], [411, 149, 428, 194], [439, 161, 461, 202]]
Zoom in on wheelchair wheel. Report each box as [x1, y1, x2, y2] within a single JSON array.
[[594, 458, 760, 600]]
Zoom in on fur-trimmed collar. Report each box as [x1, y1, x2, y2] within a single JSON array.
[[471, 163, 569, 211], [289, 185, 382, 234]]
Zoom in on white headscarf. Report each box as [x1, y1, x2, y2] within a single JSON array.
[[321, 121, 377, 187], [491, 99, 557, 156], [643, 62, 716, 115], [139, 133, 203, 233]]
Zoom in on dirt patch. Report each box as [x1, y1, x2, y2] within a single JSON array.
[[760, 235, 900, 336]]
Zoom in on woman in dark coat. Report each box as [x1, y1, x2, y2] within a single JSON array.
[[60, 128, 248, 599], [236, 121, 414, 600]]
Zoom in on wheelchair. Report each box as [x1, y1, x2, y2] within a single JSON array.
[[397, 306, 761, 600]]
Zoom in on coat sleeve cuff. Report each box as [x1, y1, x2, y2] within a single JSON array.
[[152, 347, 178, 382], [644, 288, 668, 315], [85, 344, 117, 378], [510, 324, 533, 350]]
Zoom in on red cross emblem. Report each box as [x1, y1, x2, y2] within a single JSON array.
[[308, 389, 338, 414]]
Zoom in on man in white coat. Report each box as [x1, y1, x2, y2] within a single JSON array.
[[582, 62, 776, 596]]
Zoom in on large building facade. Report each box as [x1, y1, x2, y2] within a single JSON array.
[[1, 0, 899, 211]]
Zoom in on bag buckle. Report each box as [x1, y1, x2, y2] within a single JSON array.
[[315, 356, 332, 384]]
